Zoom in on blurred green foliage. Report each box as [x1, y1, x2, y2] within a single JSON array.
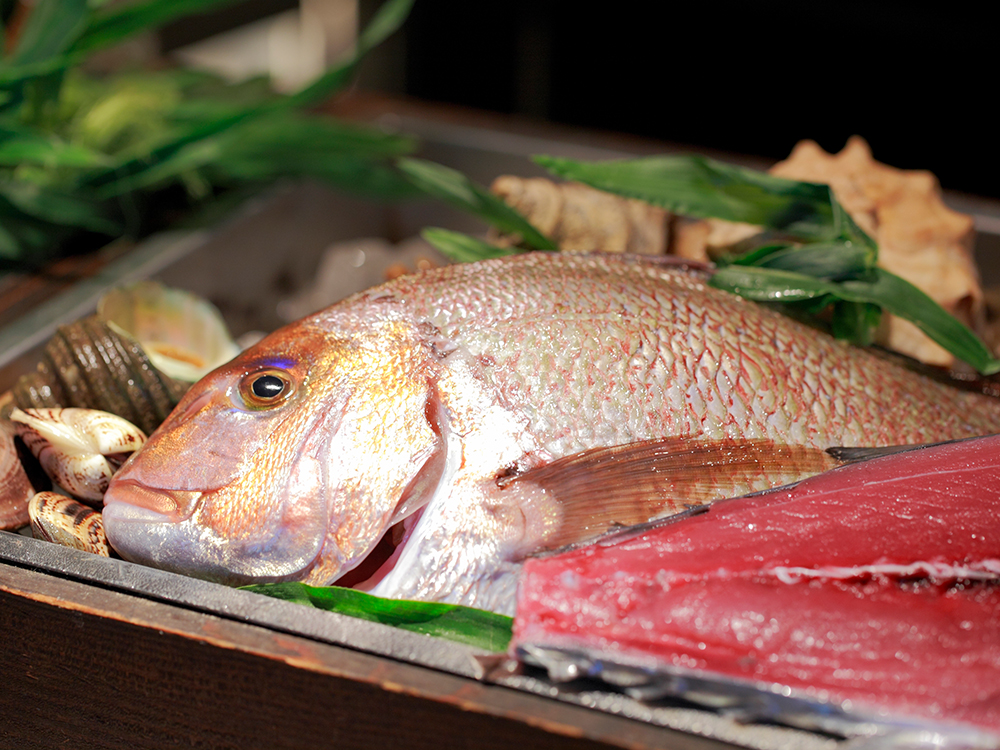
[[0, 0, 416, 266]]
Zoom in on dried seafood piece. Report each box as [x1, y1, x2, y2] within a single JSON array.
[[489, 176, 668, 254], [29, 491, 110, 556], [11, 407, 146, 504], [98, 281, 241, 383], [1, 419, 33, 530], [11, 314, 188, 435]]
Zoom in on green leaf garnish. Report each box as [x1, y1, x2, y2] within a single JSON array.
[[535, 153, 842, 242], [711, 264, 1000, 372], [421, 228, 517, 263], [242, 582, 512, 652], [398, 158, 556, 250], [535, 152, 998, 374]]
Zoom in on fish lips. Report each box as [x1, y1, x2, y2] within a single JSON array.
[[103, 480, 324, 585]]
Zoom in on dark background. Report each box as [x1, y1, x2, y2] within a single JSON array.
[[392, 1, 996, 198]]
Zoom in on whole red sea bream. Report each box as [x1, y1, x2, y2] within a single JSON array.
[[102, 253, 1000, 614]]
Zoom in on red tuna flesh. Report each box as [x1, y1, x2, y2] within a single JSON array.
[[514, 434, 1000, 731]]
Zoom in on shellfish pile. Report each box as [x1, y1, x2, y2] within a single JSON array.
[[1, 282, 240, 554]]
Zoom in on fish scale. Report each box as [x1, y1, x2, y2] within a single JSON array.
[[103, 253, 1000, 612], [389, 254, 1000, 452]]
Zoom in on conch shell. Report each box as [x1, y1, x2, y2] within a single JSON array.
[[1, 419, 33, 530], [28, 491, 110, 556], [98, 281, 241, 383], [11, 407, 146, 504]]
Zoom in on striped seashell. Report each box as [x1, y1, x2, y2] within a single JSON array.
[[1, 421, 33, 530], [28, 491, 110, 556], [11, 407, 146, 504], [11, 315, 188, 436]]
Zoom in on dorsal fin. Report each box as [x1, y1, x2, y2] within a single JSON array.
[[505, 436, 840, 552]]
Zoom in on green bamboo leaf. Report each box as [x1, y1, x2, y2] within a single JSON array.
[[422, 228, 517, 263], [737, 241, 874, 281], [242, 582, 512, 652], [399, 158, 555, 250], [93, 114, 418, 199], [0, 179, 120, 233], [69, 0, 245, 56], [838, 269, 1000, 375], [711, 265, 1000, 374], [0, 130, 109, 167], [83, 0, 415, 194], [82, 109, 253, 192], [535, 153, 840, 242], [287, 0, 415, 109], [7, 0, 88, 64], [0, 219, 23, 258], [0, 200, 70, 261], [710, 265, 842, 302], [828, 299, 881, 346]]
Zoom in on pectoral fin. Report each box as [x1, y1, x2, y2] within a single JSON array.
[[826, 435, 990, 463], [504, 436, 840, 553]]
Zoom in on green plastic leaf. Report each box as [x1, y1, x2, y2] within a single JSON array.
[[69, 0, 245, 56], [93, 113, 418, 199], [0, 130, 109, 167], [710, 265, 842, 302], [7, 0, 88, 64], [0, 179, 120, 233], [535, 153, 840, 242], [711, 264, 1000, 374], [735, 241, 874, 281], [399, 158, 555, 250], [838, 269, 1000, 375], [828, 299, 881, 346], [242, 582, 512, 652], [421, 228, 517, 263], [83, 0, 415, 195], [287, 0, 415, 109]]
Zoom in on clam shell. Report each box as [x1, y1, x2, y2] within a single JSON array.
[[11, 314, 188, 435], [28, 491, 110, 556], [98, 281, 240, 383], [1, 420, 33, 530], [11, 407, 146, 504]]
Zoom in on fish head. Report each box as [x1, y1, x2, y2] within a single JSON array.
[[103, 312, 445, 586]]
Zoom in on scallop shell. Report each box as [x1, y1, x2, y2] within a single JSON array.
[[98, 281, 240, 383], [1, 420, 33, 530], [11, 313, 188, 435], [11, 407, 146, 504], [28, 491, 110, 556]]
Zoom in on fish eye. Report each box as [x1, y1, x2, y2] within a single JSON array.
[[238, 368, 295, 410]]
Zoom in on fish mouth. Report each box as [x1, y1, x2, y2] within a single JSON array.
[[103, 479, 324, 585], [333, 508, 425, 591], [103, 479, 203, 521]]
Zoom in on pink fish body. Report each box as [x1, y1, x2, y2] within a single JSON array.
[[513, 434, 1000, 732], [102, 253, 1000, 613]]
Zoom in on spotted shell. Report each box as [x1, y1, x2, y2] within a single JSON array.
[[11, 407, 146, 504], [28, 491, 110, 556]]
